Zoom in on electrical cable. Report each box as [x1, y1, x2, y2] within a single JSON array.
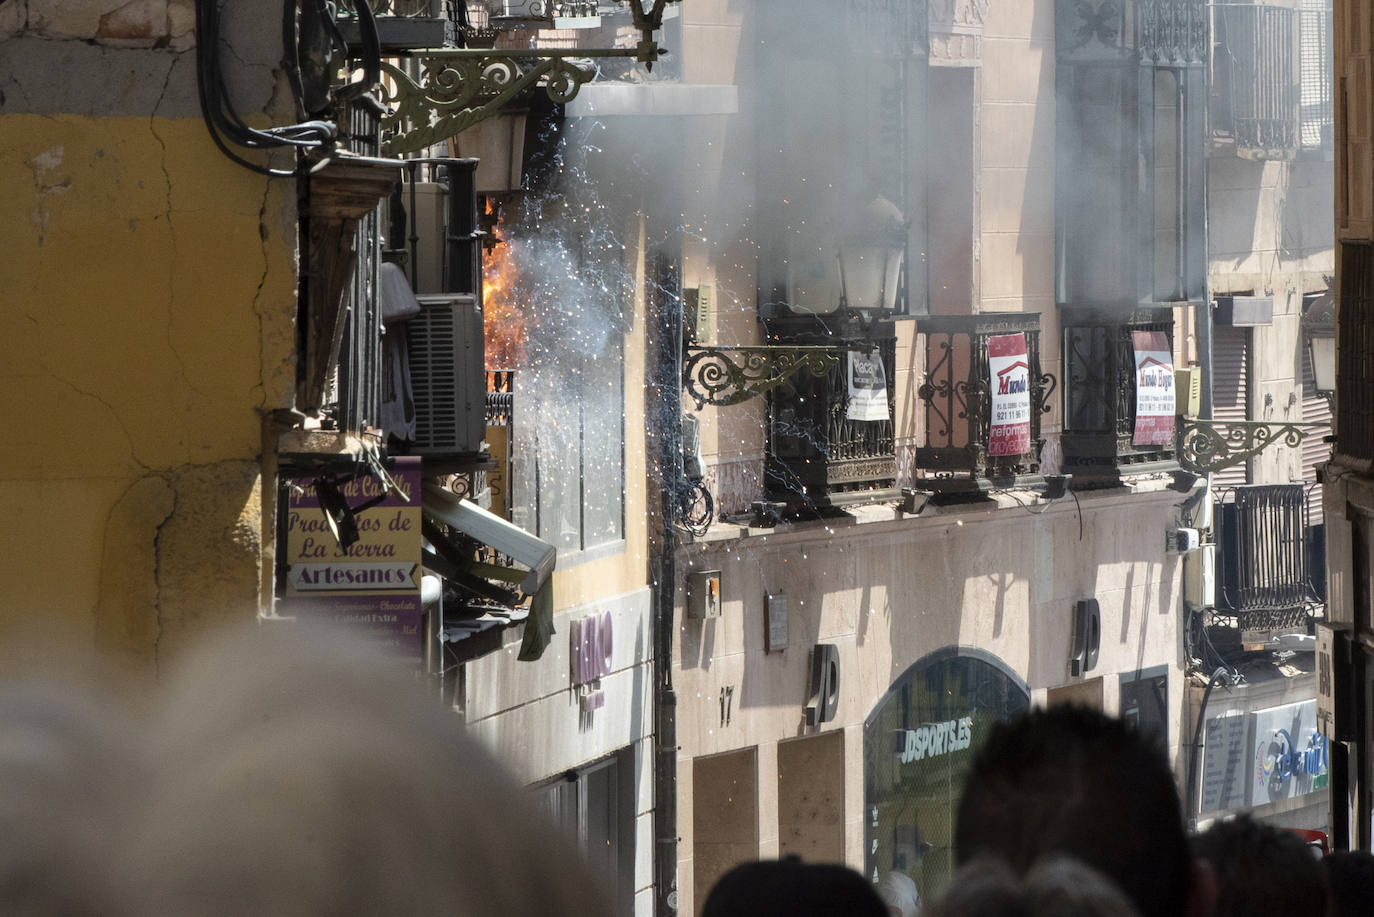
[[196, 0, 383, 177]]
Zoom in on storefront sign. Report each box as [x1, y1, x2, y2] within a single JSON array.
[[988, 333, 1031, 456], [282, 457, 422, 654], [847, 350, 889, 421], [571, 611, 613, 713], [898, 717, 973, 764], [1252, 700, 1328, 806], [1132, 331, 1175, 446], [1199, 713, 1249, 813]]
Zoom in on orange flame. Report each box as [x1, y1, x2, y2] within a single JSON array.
[[483, 216, 527, 369]]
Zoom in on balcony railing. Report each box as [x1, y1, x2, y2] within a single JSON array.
[[764, 327, 898, 509], [914, 313, 1054, 495], [1060, 307, 1178, 485], [1214, 483, 1320, 647]]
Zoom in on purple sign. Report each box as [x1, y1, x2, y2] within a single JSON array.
[[281, 456, 423, 655]]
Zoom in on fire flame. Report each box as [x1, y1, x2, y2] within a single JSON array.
[[483, 205, 527, 369]]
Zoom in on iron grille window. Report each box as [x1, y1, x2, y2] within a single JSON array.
[[1215, 2, 1300, 157], [1060, 308, 1177, 481], [1216, 484, 1311, 612], [1338, 241, 1374, 460]]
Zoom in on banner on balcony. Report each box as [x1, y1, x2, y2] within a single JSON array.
[[1132, 331, 1175, 446], [281, 456, 422, 656], [988, 333, 1031, 456], [847, 350, 889, 421]]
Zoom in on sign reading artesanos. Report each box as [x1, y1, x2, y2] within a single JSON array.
[[282, 456, 422, 654]]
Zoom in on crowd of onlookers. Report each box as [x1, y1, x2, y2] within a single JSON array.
[[1, 628, 1368, 915], [703, 705, 1374, 917]]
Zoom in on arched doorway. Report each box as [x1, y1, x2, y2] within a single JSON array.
[[863, 647, 1029, 907]]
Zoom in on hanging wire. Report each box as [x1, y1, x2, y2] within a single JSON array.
[[195, 0, 382, 176]]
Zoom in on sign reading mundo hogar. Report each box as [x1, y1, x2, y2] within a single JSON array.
[[282, 456, 422, 655], [988, 333, 1031, 456]]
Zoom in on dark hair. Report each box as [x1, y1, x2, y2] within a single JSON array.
[[953, 705, 1192, 917], [701, 858, 888, 917], [1192, 816, 1325, 917], [1323, 850, 1374, 917]]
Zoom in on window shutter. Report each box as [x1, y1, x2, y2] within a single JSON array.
[[1212, 325, 1251, 492]]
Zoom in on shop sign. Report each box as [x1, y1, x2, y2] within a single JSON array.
[[847, 351, 889, 421], [1131, 330, 1175, 445], [988, 333, 1030, 456], [571, 611, 613, 713], [281, 456, 422, 654], [898, 716, 973, 764], [1199, 713, 1248, 813], [1252, 700, 1328, 806]]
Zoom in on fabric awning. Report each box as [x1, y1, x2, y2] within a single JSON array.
[[420, 484, 555, 597]]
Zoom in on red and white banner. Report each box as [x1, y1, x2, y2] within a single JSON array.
[[1132, 330, 1175, 446], [988, 333, 1031, 457]]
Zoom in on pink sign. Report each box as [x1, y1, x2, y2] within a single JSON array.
[[988, 333, 1031, 457], [1132, 331, 1175, 446]]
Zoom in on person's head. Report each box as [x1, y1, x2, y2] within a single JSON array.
[[924, 855, 1142, 917], [954, 704, 1194, 917], [1323, 850, 1374, 917], [1191, 816, 1325, 917], [701, 857, 888, 917], [0, 626, 614, 916]]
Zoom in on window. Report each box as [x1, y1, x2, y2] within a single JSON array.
[[492, 222, 626, 557], [1211, 0, 1331, 157], [864, 649, 1030, 902], [1120, 666, 1169, 750], [535, 753, 633, 910], [513, 330, 625, 554]]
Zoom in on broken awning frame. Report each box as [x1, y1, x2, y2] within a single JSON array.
[[420, 483, 555, 598]]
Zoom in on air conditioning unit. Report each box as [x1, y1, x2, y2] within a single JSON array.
[[1184, 542, 1216, 608], [406, 293, 485, 456]]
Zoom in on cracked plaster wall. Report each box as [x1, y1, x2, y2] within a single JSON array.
[[0, 0, 298, 676]]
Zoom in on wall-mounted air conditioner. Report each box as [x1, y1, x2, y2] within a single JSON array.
[[406, 293, 485, 456], [1184, 542, 1216, 609]]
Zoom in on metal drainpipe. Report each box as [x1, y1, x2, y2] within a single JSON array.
[[651, 251, 681, 916], [1187, 667, 1233, 830]]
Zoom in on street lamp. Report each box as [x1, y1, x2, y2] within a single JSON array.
[[683, 197, 907, 407], [837, 195, 907, 319], [1302, 290, 1336, 401]]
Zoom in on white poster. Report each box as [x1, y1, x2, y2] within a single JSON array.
[[847, 350, 889, 422], [1132, 330, 1175, 446], [988, 333, 1031, 456]]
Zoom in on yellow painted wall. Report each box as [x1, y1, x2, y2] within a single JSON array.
[[0, 114, 297, 674]]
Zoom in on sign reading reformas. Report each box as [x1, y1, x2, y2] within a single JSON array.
[[898, 716, 974, 764]]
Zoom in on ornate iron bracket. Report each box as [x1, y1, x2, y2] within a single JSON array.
[[378, 48, 647, 155], [1178, 419, 1332, 475], [375, 0, 677, 155], [683, 345, 868, 409]]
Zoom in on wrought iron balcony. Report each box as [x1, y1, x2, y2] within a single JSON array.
[[763, 317, 898, 509], [1061, 307, 1178, 485], [914, 313, 1055, 495], [1213, 484, 1320, 649]]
